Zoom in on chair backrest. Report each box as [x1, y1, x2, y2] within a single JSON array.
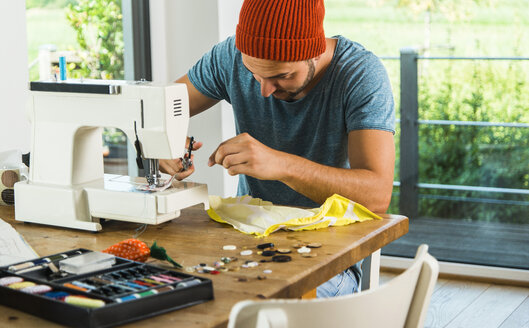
[[228, 244, 439, 328]]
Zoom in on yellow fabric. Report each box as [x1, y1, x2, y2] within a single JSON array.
[[207, 194, 382, 237]]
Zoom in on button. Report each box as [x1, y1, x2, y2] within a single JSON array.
[[223, 245, 237, 250], [307, 243, 322, 248], [272, 255, 292, 263], [301, 253, 317, 258], [257, 243, 274, 249], [276, 249, 292, 254], [297, 247, 311, 254], [261, 250, 276, 256], [240, 250, 253, 256]]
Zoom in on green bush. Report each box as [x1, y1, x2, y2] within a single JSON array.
[[416, 60, 529, 223], [65, 0, 124, 79]]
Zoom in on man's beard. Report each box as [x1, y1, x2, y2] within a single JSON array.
[[272, 60, 315, 101]]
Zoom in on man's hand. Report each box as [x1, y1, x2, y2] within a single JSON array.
[[208, 133, 288, 180], [159, 138, 203, 180]]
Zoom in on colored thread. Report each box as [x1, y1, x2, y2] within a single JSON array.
[[71, 281, 97, 290], [115, 289, 159, 303], [142, 278, 164, 285], [47, 254, 68, 262], [8, 281, 36, 290], [63, 283, 88, 292], [0, 276, 23, 286], [65, 296, 105, 308], [90, 277, 113, 285], [158, 274, 182, 282], [122, 281, 147, 290], [133, 280, 156, 287], [155, 285, 174, 293], [44, 291, 70, 300], [149, 275, 173, 284], [21, 284, 52, 294], [115, 294, 138, 303], [176, 279, 201, 288], [59, 56, 67, 81], [137, 289, 157, 297]]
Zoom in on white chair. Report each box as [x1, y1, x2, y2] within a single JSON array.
[[228, 244, 438, 328]]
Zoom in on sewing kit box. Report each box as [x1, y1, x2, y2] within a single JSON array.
[[0, 249, 214, 328]]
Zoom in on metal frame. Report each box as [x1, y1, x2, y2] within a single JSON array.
[[122, 0, 152, 177], [396, 49, 529, 220], [122, 0, 152, 81]]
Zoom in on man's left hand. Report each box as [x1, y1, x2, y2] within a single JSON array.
[[208, 132, 287, 180]]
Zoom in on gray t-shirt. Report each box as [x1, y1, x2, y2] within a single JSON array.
[[188, 35, 395, 208]]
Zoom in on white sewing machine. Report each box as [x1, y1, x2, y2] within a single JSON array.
[[14, 80, 209, 231]]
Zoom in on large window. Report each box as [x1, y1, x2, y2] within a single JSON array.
[[26, 0, 130, 175], [325, 0, 529, 269]]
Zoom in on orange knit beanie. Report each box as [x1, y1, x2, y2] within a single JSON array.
[[236, 0, 326, 62]]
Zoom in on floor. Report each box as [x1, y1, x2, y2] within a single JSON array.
[[381, 217, 529, 270], [380, 271, 529, 328]]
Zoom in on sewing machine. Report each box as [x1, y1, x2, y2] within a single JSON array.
[[14, 80, 209, 231]]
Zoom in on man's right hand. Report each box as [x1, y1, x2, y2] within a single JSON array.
[[159, 138, 203, 180]]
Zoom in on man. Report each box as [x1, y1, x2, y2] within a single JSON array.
[[160, 0, 395, 297]]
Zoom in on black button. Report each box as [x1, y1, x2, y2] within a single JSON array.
[[257, 243, 274, 249], [272, 255, 292, 263]]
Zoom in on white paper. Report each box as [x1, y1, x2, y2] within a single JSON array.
[[0, 218, 38, 266]]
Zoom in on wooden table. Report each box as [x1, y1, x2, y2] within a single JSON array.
[[0, 205, 408, 328]]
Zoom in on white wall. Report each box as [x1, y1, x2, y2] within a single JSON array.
[[149, 0, 242, 197], [0, 2, 30, 153]]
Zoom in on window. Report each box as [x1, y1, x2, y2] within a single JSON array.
[[26, 0, 150, 176], [325, 0, 529, 270]]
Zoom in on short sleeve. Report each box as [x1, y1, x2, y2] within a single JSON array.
[[187, 36, 235, 102], [344, 54, 395, 134]]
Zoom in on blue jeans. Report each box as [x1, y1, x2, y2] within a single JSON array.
[[316, 261, 362, 298]]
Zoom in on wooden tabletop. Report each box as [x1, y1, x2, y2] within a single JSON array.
[[0, 204, 408, 328]]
